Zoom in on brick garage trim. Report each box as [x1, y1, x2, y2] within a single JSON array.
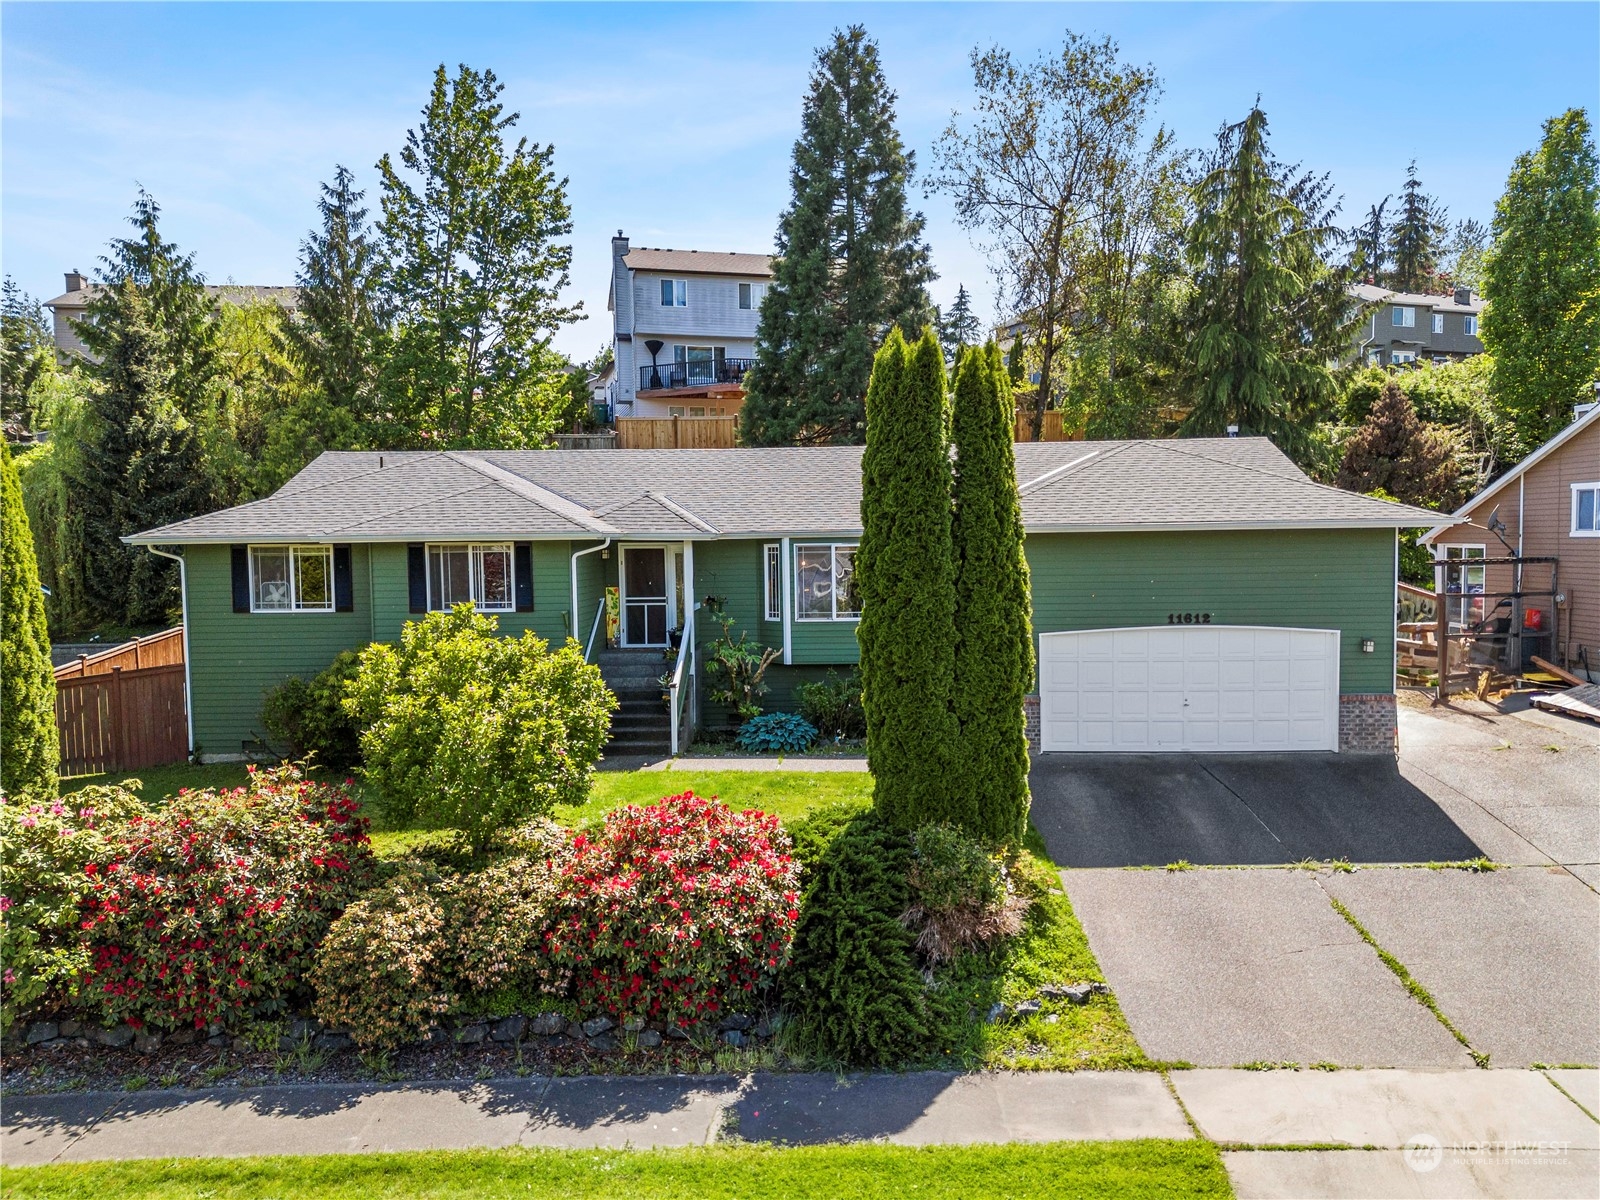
[[1339, 692, 1397, 754], [1024, 694, 1041, 754]]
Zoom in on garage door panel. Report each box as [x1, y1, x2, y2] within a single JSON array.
[[1038, 626, 1340, 754]]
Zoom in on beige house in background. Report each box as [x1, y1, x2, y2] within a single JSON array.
[[44, 270, 298, 361], [1422, 403, 1600, 681]]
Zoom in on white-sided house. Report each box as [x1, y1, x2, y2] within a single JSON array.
[[607, 233, 773, 420]]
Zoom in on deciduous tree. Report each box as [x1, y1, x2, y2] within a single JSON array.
[[743, 26, 935, 445]]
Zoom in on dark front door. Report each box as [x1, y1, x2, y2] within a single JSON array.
[[623, 546, 669, 646]]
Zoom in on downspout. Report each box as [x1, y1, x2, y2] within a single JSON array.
[[145, 545, 194, 759], [571, 538, 613, 646]]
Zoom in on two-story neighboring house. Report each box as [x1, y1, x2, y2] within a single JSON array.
[[44, 271, 298, 362], [1349, 283, 1485, 367], [608, 233, 774, 420]]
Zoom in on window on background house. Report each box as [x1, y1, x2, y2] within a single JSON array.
[[250, 545, 334, 612], [1440, 544, 1486, 630], [668, 406, 687, 417], [427, 543, 514, 612], [1391, 350, 1417, 365], [660, 279, 687, 307], [1392, 306, 1416, 328], [763, 544, 782, 621], [739, 282, 764, 309], [794, 543, 860, 621], [1573, 483, 1600, 536], [1463, 315, 1478, 336], [1432, 313, 1444, 334]]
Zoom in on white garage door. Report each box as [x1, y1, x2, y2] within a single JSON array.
[[1038, 626, 1340, 752]]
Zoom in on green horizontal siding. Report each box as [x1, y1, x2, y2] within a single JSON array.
[[1024, 529, 1396, 695], [368, 542, 578, 647]]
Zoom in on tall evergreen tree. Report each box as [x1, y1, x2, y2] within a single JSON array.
[[950, 343, 1032, 843], [938, 284, 982, 363], [65, 284, 208, 626], [858, 328, 958, 831], [377, 64, 582, 448], [743, 26, 935, 445], [1, 278, 54, 437], [1177, 104, 1353, 456], [1335, 382, 1463, 509], [1387, 161, 1447, 292], [1350, 197, 1389, 284], [1, 439, 58, 798], [1482, 108, 1600, 451]]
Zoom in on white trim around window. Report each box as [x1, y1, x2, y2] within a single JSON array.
[[426, 542, 515, 612], [1463, 315, 1478, 336], [738, 282, 764, 310], [763, 543, 782, 621], [660, 278, 687, 307], [1572, 482, 1600, 537], [1392, 305, 1416, 328], [250, 544, 334, 613], [1432, 313, 1444, 334], [794, 542, 860, 621]]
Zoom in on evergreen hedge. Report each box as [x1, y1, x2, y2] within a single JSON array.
[[857, 328, 960, 831], [950, 344, 1034, 843], [1, 439, 58, 797]]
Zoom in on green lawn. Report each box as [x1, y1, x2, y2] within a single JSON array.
[[60, 761, 253, 799], [0, 1140, 1233, 1200]]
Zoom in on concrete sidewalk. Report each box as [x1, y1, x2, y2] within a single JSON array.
[[641, 755, 870, 772], [4, 1068, 1596, 1196]]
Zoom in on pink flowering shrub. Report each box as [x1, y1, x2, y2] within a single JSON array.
[[0, 784, 144, 1031], [543, 792, 800, 1028], [78, 764, 375, 1032]]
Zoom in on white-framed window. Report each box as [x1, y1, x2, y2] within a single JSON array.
[[1392, 306, 1416, 328], [427, 542, 514, 612], [1438, 544, 1486, 629], [668, 406, 687, 417], [1391, 350, 1417, 365], [250, 545, 334, 613], [1432, 313, 1444, 334], [738, 282, 764, 310], [1573, 483, 1600, 536], [795, 543, 860, 621], [1463, 315, 1478, 336], [660, 278, 687, 307], [763, 544, 782, 621]]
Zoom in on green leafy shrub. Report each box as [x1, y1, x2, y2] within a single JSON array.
[[795, 669, 866, 740], [783, 812, 928, 1066], [78, 765, 375, 1032], [346, 606, 615, 851], [902, 824, 1028, 966], [260, 650, 364, 771], [0, 785, 144, 1031], [703, 608, 781, 724], [545, 793, 799, 1028], [735, 713, 818, 754]]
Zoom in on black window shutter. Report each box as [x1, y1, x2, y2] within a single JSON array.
[[231, 546, 251, 613], [407, 544, 427, 613], [333, 546, 354, 612], [514, 543, 535, 612]]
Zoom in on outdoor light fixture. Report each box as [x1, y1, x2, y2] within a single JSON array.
[[1361, 638, 1376, 653]]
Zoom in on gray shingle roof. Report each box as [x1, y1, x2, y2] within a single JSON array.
[[126, 439, 1447, 545], [621, 248, 773, 278], [1349, 282, 1483, 314]]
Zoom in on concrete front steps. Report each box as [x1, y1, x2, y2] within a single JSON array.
[[594, 648, 672, 756]]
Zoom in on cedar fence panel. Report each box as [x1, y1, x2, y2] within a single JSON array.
[[54, 626, 184, 680], [55, 664, 187, 776], [616, 416, 738, 450], [1014, 411, 1084, 442]]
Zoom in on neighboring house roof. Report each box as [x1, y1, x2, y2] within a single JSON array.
[[620, 248, 773, 278], [45, 284, 300, 310], [1420, 403, 1600, 544], [127, 438, 1448, 546], [1348, 283, 1483, 315]]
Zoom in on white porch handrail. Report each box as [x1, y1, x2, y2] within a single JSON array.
[[583, 596, 607, 663], [669, 610, 695, 755]]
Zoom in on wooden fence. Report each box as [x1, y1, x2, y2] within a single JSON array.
[[56, 663, 188, 776], [616, 416, 738, 450], [1013, 410, 1085, 442], [54, 626, 184, 679]]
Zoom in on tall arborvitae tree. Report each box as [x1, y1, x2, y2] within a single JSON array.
[[65, 284, 208, 626], [377, 64, 582, 448], [743, 26, 935, 445], [1177, 104, 1353, 456], [858, 328, 958, 830], [1483, 108, 1600, 451], [950, 343, 1032, 843], [1387, 161, 1447, 292], [938, 284, 981, 363], [1, 439, 58, 798], [1336, 382, 1463, 509]]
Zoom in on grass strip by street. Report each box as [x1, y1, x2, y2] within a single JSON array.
[[1327, 896, 1490, 1068], [0, 1140, 1233, 1200]]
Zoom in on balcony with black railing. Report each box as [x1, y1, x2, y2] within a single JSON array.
[[638, 358, 754, 392]]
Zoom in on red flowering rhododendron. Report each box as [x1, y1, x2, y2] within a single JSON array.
[[543, 792, 799, 1028], [76, 764, 375, 1032]]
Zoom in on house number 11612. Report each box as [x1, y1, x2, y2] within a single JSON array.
[[1167, 612, 1213, 625]]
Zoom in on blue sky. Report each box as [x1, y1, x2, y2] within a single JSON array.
[[4, 2, 1597, 360]]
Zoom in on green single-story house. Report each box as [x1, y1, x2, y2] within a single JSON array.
[[127, 439, 1447, 759]]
